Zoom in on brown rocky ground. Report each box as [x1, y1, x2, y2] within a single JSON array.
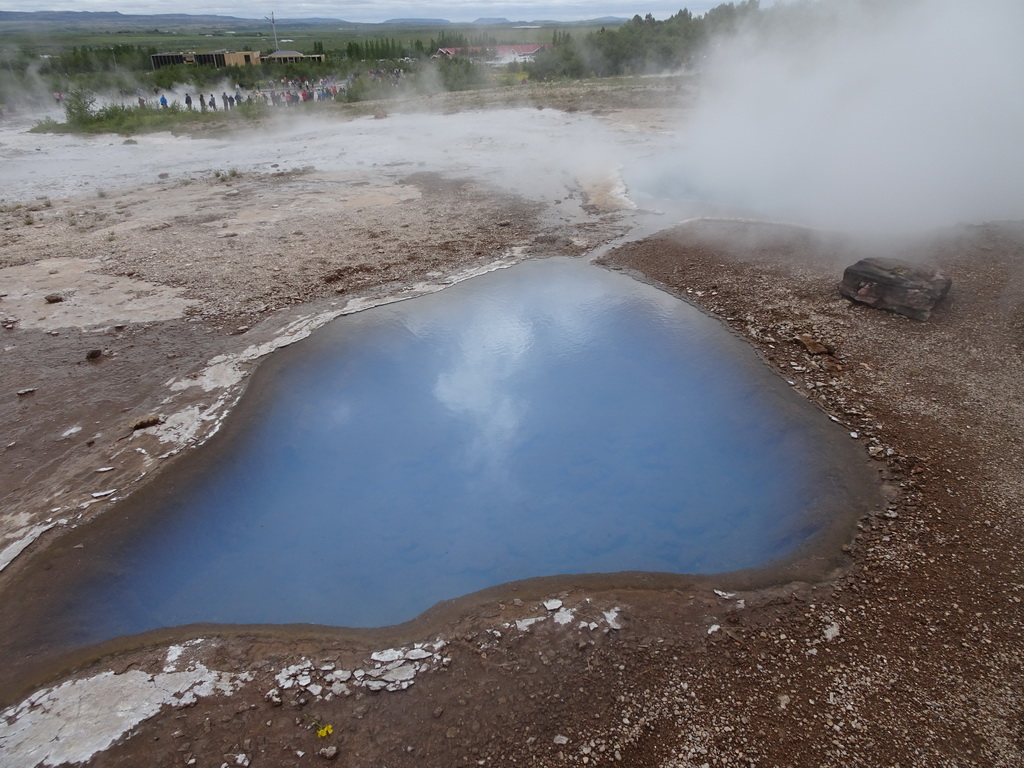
[[1, 90, 1023, 767]]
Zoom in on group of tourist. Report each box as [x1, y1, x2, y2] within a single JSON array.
[[146, 68, 408, 113], [179, 91, 243, 111]]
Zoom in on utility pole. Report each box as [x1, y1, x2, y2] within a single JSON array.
[[265, 12, 280, 52]]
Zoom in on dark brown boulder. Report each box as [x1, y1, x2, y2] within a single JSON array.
[[839, 257, 951, 320]]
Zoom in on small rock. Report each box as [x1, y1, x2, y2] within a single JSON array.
[[225, 189, 240, 197], [554, 609, 574, 625], [16, 388, 37, 396], [821, 356, 844, 373], [44, 293, 65, 304], [85, 349, 103, 360], [318, 746, 339, 761], [129, 414, 163, 431], [794, 333, 830, 355], [543, 599, 563, 611], [380, 664, 416, 683], [553, 734, 569, 745], [264, 688, 283, 706]]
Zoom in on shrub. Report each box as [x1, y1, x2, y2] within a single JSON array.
[[63, 87, 97, 127]]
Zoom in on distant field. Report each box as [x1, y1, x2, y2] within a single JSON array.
[[0, 19, 619, 57]]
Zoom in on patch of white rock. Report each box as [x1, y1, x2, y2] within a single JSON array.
[[0, 640, 251, 768], [264, 640, 450, 704]]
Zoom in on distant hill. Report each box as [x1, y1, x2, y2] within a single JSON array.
[[0, 10, 628, 31], [0, 10, 247, 22], [471, 16, 629, 25], [383, 18, 452, 25], [0, 10, 352, 27]]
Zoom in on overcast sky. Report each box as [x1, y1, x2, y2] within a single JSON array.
[[9, 0, 734, 24]]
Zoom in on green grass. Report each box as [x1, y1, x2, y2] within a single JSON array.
[[31, 100, 267, 136]]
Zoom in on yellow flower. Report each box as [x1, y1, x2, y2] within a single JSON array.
[[317, 724, 333, 738]]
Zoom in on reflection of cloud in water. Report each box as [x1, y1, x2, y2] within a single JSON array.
[[321, 402, 353, 431], [429, 267, 620, 478], [433, 303, 531, 479]]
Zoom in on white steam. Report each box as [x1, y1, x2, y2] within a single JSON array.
[[676, 0, 1024, 233]]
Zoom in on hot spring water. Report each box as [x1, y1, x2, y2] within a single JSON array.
[[51, 258, 863, 643]]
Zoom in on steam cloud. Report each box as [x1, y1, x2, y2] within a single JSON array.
[[676, 0, 1024, 233]]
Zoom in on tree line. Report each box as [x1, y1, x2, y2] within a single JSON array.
[[10, 1, 761, 83], [529, 1, 761, 79]]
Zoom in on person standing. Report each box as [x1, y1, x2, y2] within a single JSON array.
[[184, 93, 193, 110]]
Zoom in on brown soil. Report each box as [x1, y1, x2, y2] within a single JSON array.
[[1, 102, 1023, 766]]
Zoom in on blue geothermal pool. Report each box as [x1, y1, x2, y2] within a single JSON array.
[[58, 258, 862, 639]]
